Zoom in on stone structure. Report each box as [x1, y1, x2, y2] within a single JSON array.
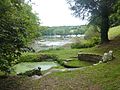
[[78, 53, 102, 63], [78, 50, 113, 63]]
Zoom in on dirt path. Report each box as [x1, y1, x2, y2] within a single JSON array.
[[32, 66, 92, 79]]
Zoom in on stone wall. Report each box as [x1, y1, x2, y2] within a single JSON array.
[[78, 54, 102, 63]]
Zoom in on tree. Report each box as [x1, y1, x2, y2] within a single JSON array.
[[85, 25, 100, 39], [110, 0, 120, 27], [19, 3, 41, 44], [67, 0, 119, 43], [0, 0, 41, 74], [0, 0, 25, 74]]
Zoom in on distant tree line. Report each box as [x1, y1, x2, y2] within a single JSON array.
[[40, 25, 88, 36]]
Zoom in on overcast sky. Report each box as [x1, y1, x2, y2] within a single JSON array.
[[31, 0, 88, 26]]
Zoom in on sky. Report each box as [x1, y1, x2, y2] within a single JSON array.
[[31, 0, 88, 26]]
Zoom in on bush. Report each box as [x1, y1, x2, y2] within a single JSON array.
[[84, 25, 100, 39], [71, 37, 100, 49], [18, 53, 58, 62], [91, 37, 100, 45], [37, 54, 58, 61], [40, 47, 64, 52]]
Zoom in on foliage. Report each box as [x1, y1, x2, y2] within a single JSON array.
[[18, 53, 58, 62], [19, 3, 41, 44], [41, 25, 88, 36], [0, 0, 41, 73], [0, 0, 24, 74], [84, 25, 100, 39], [110, 0, 120, 27], [71, 37, 100, 49]]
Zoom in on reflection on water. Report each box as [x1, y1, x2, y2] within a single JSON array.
[[30, 35, 84, 52]]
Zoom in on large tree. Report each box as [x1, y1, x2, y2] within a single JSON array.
[[67, 0, 119, 43]]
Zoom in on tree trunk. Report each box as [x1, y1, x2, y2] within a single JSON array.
[[100, 15, 110, 43]]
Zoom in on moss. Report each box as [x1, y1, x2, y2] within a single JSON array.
[[63, 60, 93, 68]]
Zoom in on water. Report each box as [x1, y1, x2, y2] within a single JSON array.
[[30, 35, 84, 52], [13, 62, 58, 74]]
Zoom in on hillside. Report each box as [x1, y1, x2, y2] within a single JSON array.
[[0, 26, 120, 90]]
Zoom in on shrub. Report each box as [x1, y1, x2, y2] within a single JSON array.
[[37, 54, 58, 61], [84, 25, 100, 39], [18, 53, 58, 62], [71, 37, 100, 49], [91, 37, 100, 45], [18, 53, 38, 62], [40, 47, 64, 52]]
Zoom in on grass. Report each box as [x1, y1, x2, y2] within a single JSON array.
[[109, 25, 120, 39], [40, 48, 80, 60], [64, 60, 93, 67], [40, 48, 94, 67]]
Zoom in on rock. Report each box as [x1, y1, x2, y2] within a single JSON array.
[[63, 61, 67, 64], [65, 59, 72, 61], [99, 61, 103, 64], [108, 50, 113, 61], [102, 50, 114, 62], [102, 53, 108, 62], [32, 75, 42, 79]]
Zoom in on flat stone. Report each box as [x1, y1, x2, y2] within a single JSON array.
[[32, 75, 42, 79]]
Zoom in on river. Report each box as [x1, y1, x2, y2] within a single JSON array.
[[30, 34, 85, 52]]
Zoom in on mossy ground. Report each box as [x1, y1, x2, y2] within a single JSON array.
[[0, 26, 120, 90]]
